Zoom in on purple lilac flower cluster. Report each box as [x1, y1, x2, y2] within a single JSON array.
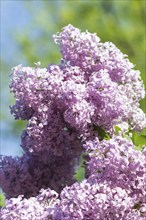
[[1, 188, 59, 220], [0, 25, 146, 219], [0, 151, 81, 199], [85, 137, 146, 209]]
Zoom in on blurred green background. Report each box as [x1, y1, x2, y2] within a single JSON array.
[[1, 0, 146, 156]]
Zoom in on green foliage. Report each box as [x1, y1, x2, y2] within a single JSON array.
[[132, 129, 146, 150], [75, 166, 85, 183], [0, 193, 5, 207], [114, 125, 122, 135], [93, 125, 110, 140], [74, 153, 86, 182]]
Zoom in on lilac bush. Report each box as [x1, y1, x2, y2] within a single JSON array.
[[0, 25, 146, 219]]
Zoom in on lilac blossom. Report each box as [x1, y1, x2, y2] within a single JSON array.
[[9, 26, 145, 156], [1, 25, 146, 220], [0, 188, 59, 220], [1, 179, 145, 219], [54, 179, 146, 220], [1, 137, 145, 219], [0, 148, 82, 198], [84, 137, 146, 205]]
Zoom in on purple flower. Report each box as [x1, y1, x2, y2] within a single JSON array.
[[85, 136, 146, 205], [1, 25, 146, 220]]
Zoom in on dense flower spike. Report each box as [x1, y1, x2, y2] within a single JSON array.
[[0, 147, 82, 198], [0, 188, 59, 220], [1, 25, 146, 219], [54, 25, 146, 132], [1, 179, 146, 219], [9, 26, 145, 148], [54, 25, 142, 84], [54, 179, 146, 220], [85, 137, 146, 205]]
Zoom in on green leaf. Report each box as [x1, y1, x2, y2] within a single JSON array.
[[75, 166, 85, 182], [132, 131, 146, 149], [74, 153, 86, 182], [139, 128, 146, 136], [135, 145, 144, 151], [0, 193, 5, 207], [93, 125, 110, 140], [114, 125, 122, 135]]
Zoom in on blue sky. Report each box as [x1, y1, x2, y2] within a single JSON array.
[[1, 0, 30, 156], [1, 0, 51, 156], [1, 0, 30, 63]]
